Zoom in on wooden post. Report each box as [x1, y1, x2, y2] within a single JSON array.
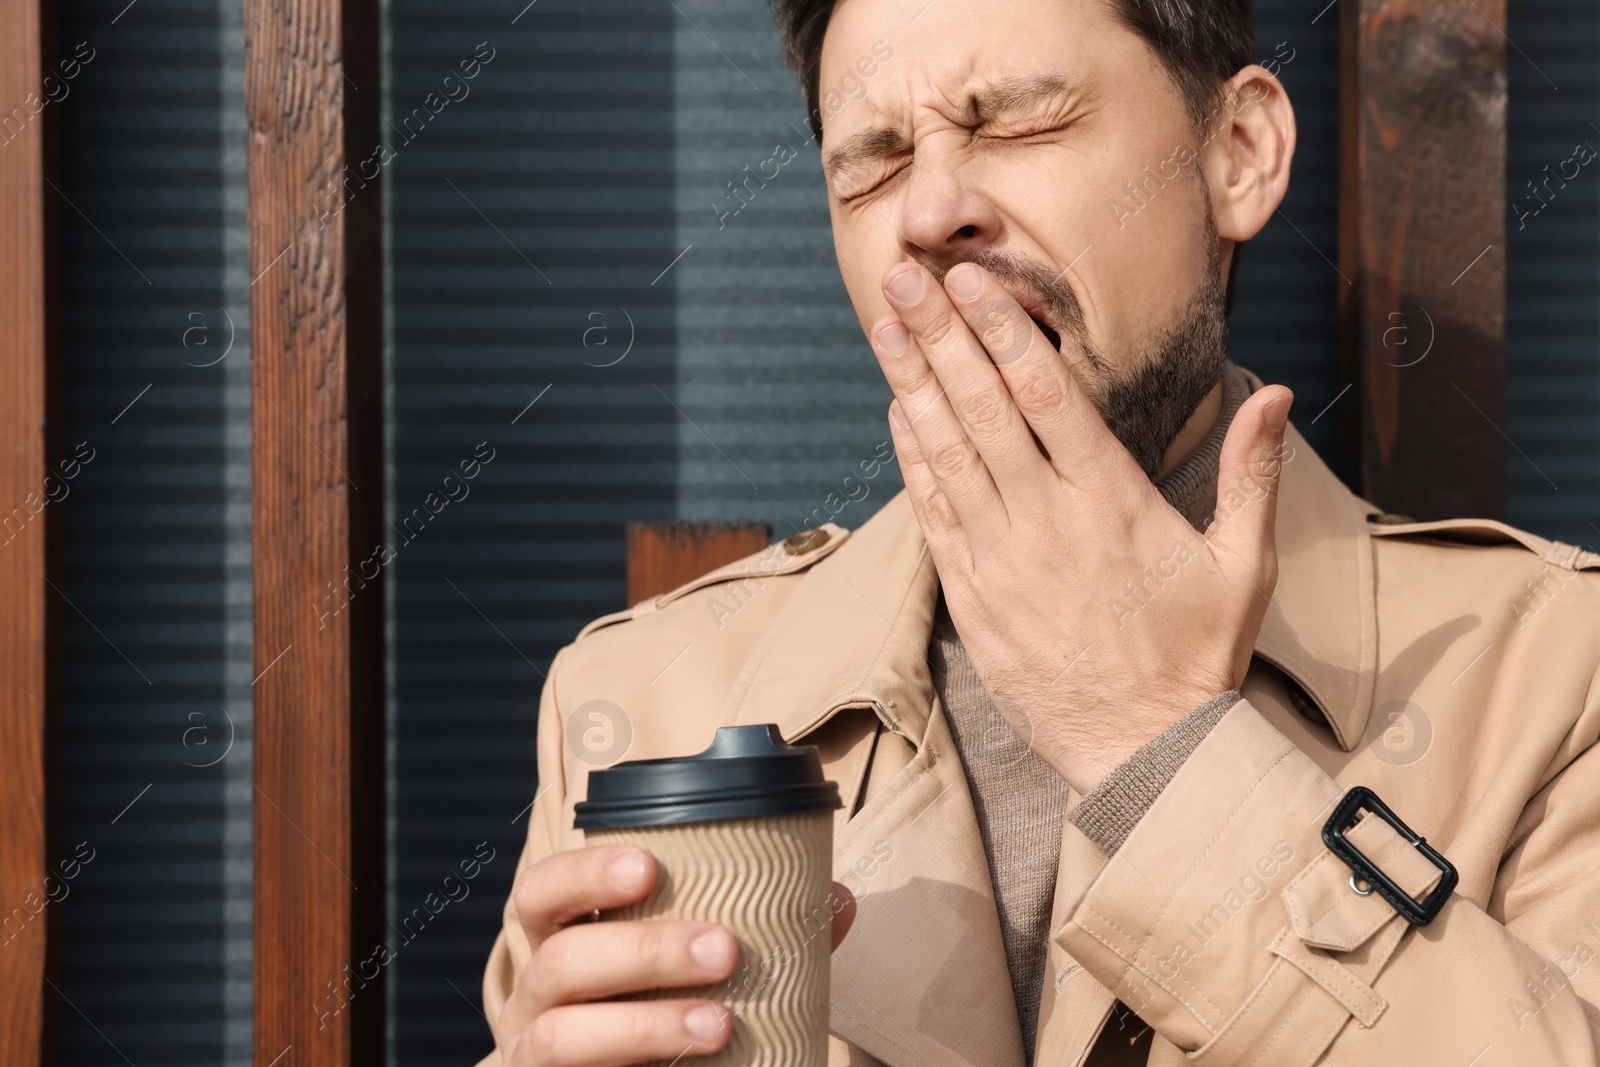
[[244, 0, 385, 1060], [0, 0, 59, 1058], [626, 522, 773, 605], [1339, 0, 1508, 520]]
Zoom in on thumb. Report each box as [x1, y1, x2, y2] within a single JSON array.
[[1206, 386, 1293, 578]]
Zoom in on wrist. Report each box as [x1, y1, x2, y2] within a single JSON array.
[[1067, 690, 1242, 854], [1051, 684, 1230, 795]]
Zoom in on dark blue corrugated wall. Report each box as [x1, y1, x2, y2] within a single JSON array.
[[382, 1, 680, 1061], [1505, 1, 1600, 546], [55, 0, 253, 1063]]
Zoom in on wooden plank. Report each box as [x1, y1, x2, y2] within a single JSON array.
[[1338, 0, 1508, 520], [243, 0, 385, 1060], [626, 522, 773, 605], [0, 0, 58, 1057]]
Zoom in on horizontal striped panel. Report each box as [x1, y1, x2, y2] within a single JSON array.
[[1505, 0, 1600, 545], [385, 1, 679, 1062], [54, 0, 252, 1063]]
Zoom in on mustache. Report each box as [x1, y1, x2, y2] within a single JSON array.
[[927, 247, 1096, 365]]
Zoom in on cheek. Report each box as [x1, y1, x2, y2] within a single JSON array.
[[1089, 114, 1219, 355], [986, 104, 1214, 365], [830, 212, 899, 334], [1079, 167, 1212, 362]]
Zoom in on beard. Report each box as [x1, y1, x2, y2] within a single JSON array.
[[929, 201, 1228, 479]]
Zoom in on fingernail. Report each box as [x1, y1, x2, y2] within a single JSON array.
[[887, 269, 924, 305], [946, 263, 983, 300], [690, 929, 734, 971], [685, 1004, 725, 1042], [875, 321, 910, 355], [609, 848, 648, 890], [1264, 394, 1291, 430], [889, 400, 909, 428]]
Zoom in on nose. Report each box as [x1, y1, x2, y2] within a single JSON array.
[[894, 144, 1002, 263]]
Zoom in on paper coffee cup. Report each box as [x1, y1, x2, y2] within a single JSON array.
[[573, 724, 843, 1067]]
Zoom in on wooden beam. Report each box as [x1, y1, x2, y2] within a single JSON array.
[[626, 522, 773, 605], [0, 0, 59, 1058], [1339, 0, 1508, 520], [244, 0, 385, 1060]]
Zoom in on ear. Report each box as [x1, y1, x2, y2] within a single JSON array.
[[1199, 65, 1297, 244]]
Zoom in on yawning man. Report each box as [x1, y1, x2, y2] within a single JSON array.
[[476, 1, 1600, 1064]]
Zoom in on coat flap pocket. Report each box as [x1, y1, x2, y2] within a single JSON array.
[[1282, 812, 1443, 952]]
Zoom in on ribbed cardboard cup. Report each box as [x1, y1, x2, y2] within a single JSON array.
[[574, 725, 842, 1067]]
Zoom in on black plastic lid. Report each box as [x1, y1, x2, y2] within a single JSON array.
[[572, 724, 843, 829]]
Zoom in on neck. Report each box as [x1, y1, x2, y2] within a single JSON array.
[[1157, 380, 1224, 479]]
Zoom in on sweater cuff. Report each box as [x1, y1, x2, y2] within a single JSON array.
[[1065, 690, 1241, 855]]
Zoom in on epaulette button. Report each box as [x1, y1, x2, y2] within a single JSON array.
[[782, 528, 830, 556]]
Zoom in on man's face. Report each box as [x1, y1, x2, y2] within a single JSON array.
[[818, 0, 1235, 475]]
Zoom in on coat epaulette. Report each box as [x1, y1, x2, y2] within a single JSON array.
[[573, 523, 852, 642], [1365, 513, 1600, 572]]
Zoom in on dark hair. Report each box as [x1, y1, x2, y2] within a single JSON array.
[[771, 0, 1255, 143]]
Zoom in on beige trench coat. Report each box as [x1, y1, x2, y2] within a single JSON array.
[[477, 407, 1600, 1066]]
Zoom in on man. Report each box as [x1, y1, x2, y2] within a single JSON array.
[[476, 0, 1600, 1063]]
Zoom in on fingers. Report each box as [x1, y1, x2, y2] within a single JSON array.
[[506, 998, 732, 1067], [887, 397, 975, 577], [496, 851, 851, 1067], [524, 920, 739, 1014], [882, 263, 1056, 496], [935, 262, 1122, 483], [514, 845, 656, 949], [871, 307, 1004, 537], [1206, 385, 1293, 592], [501, 846, 738, 1066]]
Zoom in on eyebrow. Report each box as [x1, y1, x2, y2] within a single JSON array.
[[822, 73, 1081, 184]]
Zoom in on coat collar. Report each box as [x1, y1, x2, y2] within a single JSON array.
[[738, 416, 1378, 754]]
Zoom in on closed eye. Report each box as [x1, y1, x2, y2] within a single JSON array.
[[835, 162, 910, 204], [976, 119, 1073, 143]]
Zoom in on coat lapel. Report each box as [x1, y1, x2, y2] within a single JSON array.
[[720, 493, 1026, 1067], [828, 693, 1027, 1067], [1248, 398, 1379, 751]]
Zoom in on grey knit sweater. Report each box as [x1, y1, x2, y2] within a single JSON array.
[[930, 364, 1252, 1061]]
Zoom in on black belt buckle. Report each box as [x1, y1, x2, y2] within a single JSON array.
[[1321, 786, 1458, 927]]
